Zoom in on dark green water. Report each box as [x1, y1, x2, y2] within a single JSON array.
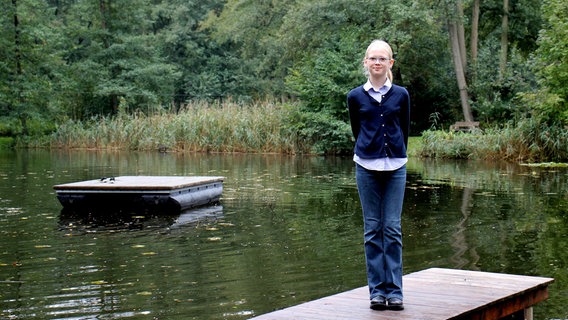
[[0, 150, 566, 319]]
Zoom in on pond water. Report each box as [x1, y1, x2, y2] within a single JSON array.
[[0, 150, 566, 319]]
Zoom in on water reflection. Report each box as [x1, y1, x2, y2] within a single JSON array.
[[0, 151, 566, 319], [449, 187, 481, 270], [58, 205, 224, 235]]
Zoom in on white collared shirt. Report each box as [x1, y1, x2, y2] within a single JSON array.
[[364, 78, 391, 103]]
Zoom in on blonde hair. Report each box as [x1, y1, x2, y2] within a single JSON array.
[[363, 39, 394, 82]]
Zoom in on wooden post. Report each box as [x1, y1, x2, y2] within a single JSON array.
[[525, 307, 533, 320]]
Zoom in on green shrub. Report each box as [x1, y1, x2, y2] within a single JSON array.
[[284, 108, 352, 155], [0, 137, 14, 149], [0, 118, 17, 136]]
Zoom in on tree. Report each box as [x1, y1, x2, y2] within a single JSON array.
[[58, 0, 180, 117], [477, 0, 543, 56], [527, 0, 568, 125], [466, 0, 544, 123], [285, 31, 362, 119], [1, 0, 64, 136], [258, 0, 445, 144], [535, 0, 568, 102], [470, 0, 480, 65], [281, 0, 457, 130], [446, 0, 474, 122], [499, 0, 509, 80], [152, 0, 257, 104], [201, 0, 296, 97]]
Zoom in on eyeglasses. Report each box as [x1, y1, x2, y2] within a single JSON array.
[[366, 57, 392, 64]]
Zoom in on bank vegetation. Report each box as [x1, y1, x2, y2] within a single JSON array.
[[21, 98, 564, 163]]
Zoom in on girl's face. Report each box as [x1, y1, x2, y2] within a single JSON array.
[[364, 43, 394, 81]]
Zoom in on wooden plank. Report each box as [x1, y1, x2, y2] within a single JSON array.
[[451, 285, 550, 320], [251, 268, 554, 320], [450, 121, 480, 132], [53, 176, 224, 191]]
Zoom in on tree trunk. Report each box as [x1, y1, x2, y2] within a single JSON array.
[[99, 0, 119, 114], [456, 0, 467, 76], [99, 0, 110, 49], [11, 0, 29, 135], [470, 0, 480, 65], [499, 0, 509, 81], [99, 0, 107, 32], [12, 0, 21, 77], [449, 22, 474, 122]]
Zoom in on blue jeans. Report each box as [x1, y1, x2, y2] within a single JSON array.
[[355, 164, 406, 300]]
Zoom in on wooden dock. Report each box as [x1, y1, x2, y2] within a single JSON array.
[[251, 268, 554, 320], [54, 176, 224, 212]]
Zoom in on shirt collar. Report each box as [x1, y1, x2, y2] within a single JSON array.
[[364, 78, 392, 94]]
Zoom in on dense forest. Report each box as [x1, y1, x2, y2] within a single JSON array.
[[1, 0, 566, 159]]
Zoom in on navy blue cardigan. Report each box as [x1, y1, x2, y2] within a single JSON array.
[[347, 84, 410, 159]]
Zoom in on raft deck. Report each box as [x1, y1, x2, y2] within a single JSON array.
[[251, 268, 554, 320], [54, 176, 224, 212]]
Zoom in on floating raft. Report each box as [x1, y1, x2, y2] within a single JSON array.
[[251, 268, 554, 320], [54, 176, 224, 212]]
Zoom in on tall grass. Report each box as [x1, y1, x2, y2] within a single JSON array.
[[48, 100, 353, 155], [419, 118, 568, 162]]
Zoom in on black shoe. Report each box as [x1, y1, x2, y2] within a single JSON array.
[[387, 297, 404, 310], [370, 296, 387, 310]]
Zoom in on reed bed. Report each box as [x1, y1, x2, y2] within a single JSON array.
[[50, 100, 304, 153], [419, 119, 568, 162]]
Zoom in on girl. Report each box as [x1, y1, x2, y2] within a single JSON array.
[[347, 39, 410, 311]]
